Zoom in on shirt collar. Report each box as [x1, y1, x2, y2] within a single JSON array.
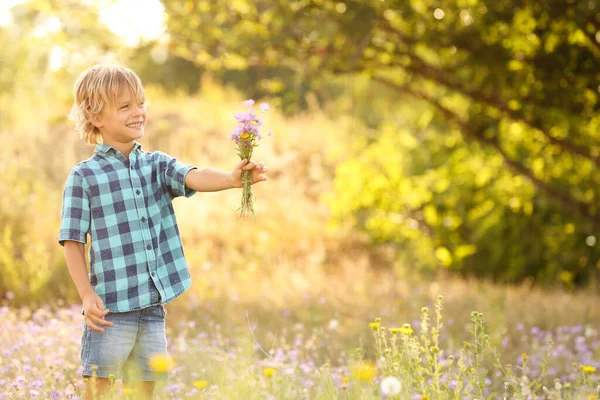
[[94, 141, 143, 155]]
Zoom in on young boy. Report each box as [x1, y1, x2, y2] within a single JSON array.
[[59, 64, 268, 399]]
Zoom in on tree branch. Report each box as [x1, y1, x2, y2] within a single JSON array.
[[372, 75, 600, 230], [372, 16, 600, 166], [398, 52, 600, 168]]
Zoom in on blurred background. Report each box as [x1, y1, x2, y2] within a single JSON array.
[[1, 0, 600, 348]]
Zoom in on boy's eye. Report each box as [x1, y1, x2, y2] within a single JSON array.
[[120, 102, 145, 110]]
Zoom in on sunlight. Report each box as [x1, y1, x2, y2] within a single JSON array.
[[98, 0, 166, 47], [0, 0, 26, 10], [0, 0, 24, 26], [1, 0, 166, 46]]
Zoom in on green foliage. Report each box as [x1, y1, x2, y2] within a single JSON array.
[[328, 105, 598, 284], [161, 0, 600, 283]]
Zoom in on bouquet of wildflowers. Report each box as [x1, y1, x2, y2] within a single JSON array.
[[230, 99, 273, 217]]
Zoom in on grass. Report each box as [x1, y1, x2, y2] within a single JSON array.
[[2, 265, 600, 399]]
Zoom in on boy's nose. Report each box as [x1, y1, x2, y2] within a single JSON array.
[[133, 106, 145, 116]]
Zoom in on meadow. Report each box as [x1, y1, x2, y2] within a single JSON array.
[[3, 266, 600, 399], [2, 78, 599, 400]]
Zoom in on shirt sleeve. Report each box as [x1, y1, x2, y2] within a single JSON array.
[[155, 151, 198, 200], [58, 168, 91, 247]]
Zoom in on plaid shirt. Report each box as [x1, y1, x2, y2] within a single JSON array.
[[59, 142, 197, 312]]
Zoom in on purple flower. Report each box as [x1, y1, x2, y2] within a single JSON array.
[[230, 126, 243, 138], [229, 126, 244, 144], [268, 129, 274, 137], [234, 112, 257, 124], [243, 99, 255, 107], [259, 103, 270, 112]]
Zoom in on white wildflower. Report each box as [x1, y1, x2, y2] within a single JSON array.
[[380, 376, 401, 396]]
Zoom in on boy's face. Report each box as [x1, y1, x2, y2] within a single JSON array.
[[93, 89, 147, 144]]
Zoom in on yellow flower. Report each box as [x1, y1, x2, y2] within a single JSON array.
[[581, 365, 596, 374], [342, 376, 350, 383], [589, 395, 598, 399], [263, 367, 276, 378], [422, 395, 429, 400], [240, 132, 250, 139], [521, 353, 528, 361], [193, 380, 208, 389], [148, 353, 174, 373], [352, 362, 376, 382], [400, 324, 413, 336], [122, 388, 133, 396], [389, 327, 402, 335], [369, 322, 380, 331]]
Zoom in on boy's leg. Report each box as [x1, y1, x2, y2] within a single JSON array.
[[123, 305, 169, 385], [125, 381, 155, 397], [83, 377, 111, 400], [80, 311, 140, 397], [84, 381, 154, 400]]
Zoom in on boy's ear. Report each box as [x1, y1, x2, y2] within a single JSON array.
[[87, 111, 104, 128]]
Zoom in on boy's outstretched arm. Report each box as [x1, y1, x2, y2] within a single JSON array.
[[185, 158, 268, 192], [63, 241, 113, 332]]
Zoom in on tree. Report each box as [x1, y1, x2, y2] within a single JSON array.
[[163, 0, 600, 283]]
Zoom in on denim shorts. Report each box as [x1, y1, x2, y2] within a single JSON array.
[[80, 304, 168, 382]]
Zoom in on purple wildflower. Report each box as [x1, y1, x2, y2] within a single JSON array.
[[245, 125, 259, 135], [230, 126, 244, 143], [230, 98, 273, 216], [234, 112, 255, 124]]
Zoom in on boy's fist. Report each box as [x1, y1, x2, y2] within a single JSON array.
[[83, 292, 113, 333], [231, 159, 268, 188]]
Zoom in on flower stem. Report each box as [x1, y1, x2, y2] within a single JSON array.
[[240, 169, 254, 217], [238, 143, 255, 218]]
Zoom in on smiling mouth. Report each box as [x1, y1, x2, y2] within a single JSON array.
[[127, 122, 143, 129]]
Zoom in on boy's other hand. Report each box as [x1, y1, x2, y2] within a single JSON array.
[[231, 159, 269, 188], [83, 292, 113, 332]]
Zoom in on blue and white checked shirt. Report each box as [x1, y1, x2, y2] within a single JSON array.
[[59, 142, 197, 312]]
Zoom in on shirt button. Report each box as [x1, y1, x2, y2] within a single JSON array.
[[130, 165, 134, 170], [151, 271, 156, 277], [147, 244, 152, 250], [136, 189, 140, 195], [141, 217, 146, 223]]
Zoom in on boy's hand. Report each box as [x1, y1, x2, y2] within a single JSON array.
[[82, 292, 113, 332], [231, 159, 268, 188]]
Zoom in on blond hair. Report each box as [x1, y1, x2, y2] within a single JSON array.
[[68, 64, 146, 145]]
